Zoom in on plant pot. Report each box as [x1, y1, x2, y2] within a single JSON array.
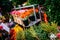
[[36, 13, 40, 19], [29, 15, 35, 21], [23, 19, 29, 26]]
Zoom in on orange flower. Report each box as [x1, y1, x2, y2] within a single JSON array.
[[29, 8, 33, 13], [20, 10, 31, 18], [20, 8, 39, 18], [25, 11, 31, 16], [43, 12, 48, 23], [35, 8, 39, 13], [21, 14, 25, 18]]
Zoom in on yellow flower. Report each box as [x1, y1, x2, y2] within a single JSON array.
[[13, 24, 23, 33]]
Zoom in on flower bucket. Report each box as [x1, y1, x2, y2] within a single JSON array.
[[23, 19, 29, 26], [36, 13, 40, 19], [29, 15, 35, 21]]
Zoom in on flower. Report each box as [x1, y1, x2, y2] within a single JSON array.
[[0, 26, 3, 30], [11, 10, 16, 15], [11, 8, 39, 19], [20, 11, 31, 19], [10, 29, 16, 40], [56, 33, 60, 38], [35, 8, 39, 13], [49, 33, 56, 39], [13, 24, 23, 32]]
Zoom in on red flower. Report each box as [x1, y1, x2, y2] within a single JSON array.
[[0, 26, 3, 30], [10, 29, 16, 40]]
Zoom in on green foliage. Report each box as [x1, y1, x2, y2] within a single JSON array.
[[16, 22, 58, 40], [26, 0, 60, 23], [25, 28, 39, 40], [40, 22, 58, 34], [33, 25, 49, 40], [27, 0, 45, 5], [12, 0, 27, 5], [16, 31, 25, 40], [44, 0, 60, 23], [28, 27, 37, 37]]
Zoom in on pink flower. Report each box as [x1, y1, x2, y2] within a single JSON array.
[[17, 9, 26, 14], [56, 33, 60, 38], [10, 10, 16, 15], [15, 11, 21, 16]]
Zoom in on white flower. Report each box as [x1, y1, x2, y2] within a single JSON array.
[[49, 33, 56, 40]]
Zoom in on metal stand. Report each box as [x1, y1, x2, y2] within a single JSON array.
[[13, 4, 41, 27]]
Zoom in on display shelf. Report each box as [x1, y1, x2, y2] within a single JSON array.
[[26, 19, 41, 27], [14, 4, 38, 9], [12, 4, 41, 27]]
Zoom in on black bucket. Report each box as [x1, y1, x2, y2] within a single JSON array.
[[23, 19, 29, 26], [29, 15, 35, 21], [36, 13, 40, 19]]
